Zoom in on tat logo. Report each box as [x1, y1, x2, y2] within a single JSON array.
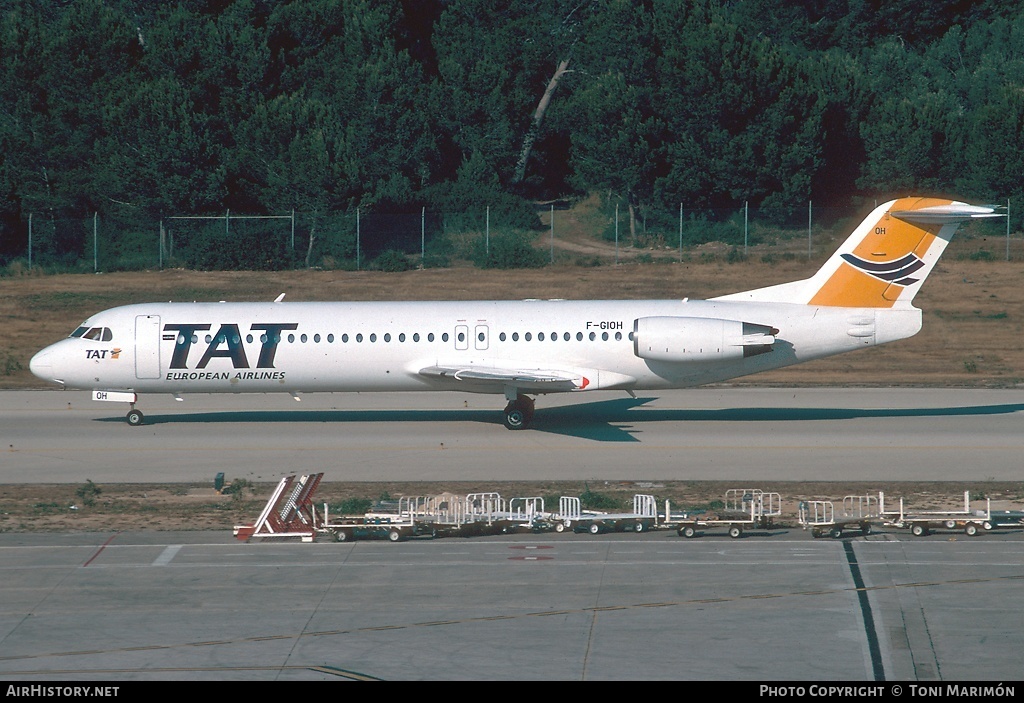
[[85, 348, 121, 360], [840, 252, 925, 287], [163, 323, 298, 369]]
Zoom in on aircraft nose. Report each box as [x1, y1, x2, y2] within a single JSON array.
[[29, 346, 57, 383]]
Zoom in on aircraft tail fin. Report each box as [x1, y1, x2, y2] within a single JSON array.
[[717, 197, 1002, 307]]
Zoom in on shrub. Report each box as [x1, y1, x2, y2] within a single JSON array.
[[334, 497, 373, 515], [580, 486, 622, 511], [372, 249, 412, 272], [473, 231, 547, 269], [2, 351, 23, 376], [75, 480, 102, 507], [727, 247, 747, 263]]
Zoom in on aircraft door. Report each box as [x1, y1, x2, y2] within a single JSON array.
[[135, 315, 162, 379], [455, 324, 469, 350], [474, 323, 489, 350]]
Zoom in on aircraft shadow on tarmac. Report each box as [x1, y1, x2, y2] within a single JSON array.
[[95, 397, 1024, 444]]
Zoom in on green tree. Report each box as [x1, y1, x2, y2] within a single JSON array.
[[560, 0, 662, 242], [431, 0, 587, 192], [648, 3, 823, 215]]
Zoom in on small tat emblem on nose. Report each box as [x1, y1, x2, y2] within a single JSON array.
[[111, 348, 122, 359]]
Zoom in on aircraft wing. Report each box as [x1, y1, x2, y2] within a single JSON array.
[[419, 364, 591, 393]]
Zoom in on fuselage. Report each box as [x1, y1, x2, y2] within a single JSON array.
[[29, 298, 922, 396]]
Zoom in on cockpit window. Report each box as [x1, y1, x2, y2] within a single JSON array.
[[70, 327, 89, 338], [80, 327, 112, 342]]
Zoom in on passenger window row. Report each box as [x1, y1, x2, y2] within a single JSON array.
[[180, 330, 628, 345]]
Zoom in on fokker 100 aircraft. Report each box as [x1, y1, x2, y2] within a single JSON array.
[[30, 197, 1001, 429]]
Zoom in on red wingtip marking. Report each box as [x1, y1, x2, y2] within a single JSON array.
[[581, 377, 590, 389]]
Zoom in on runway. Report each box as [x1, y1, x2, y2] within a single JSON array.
[[4, 387, 1024, 483], [3, 386, 1024, 682]]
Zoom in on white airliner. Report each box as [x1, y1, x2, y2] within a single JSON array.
[[30, 197, 1000, 429]]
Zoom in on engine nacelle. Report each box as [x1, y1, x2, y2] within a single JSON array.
[[633, 316, 776, 363]]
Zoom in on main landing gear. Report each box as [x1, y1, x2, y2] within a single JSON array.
[[503, 395, 535, 430]]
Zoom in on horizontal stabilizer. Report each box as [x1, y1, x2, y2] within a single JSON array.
[[891, 203, 1002, 224]]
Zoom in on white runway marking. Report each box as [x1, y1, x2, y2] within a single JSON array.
[[152, 545, 182, 566]]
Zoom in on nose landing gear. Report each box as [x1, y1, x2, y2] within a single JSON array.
[[126, 404, 145, 426], [91, 390, 144, 426]]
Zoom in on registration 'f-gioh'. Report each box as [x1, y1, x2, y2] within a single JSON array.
[[30, 197, 1002, 429]]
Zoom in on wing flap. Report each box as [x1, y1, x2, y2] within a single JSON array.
[[419, 364, 584, 393]]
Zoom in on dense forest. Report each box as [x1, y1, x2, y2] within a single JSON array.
[[1, 0, 1022, 270]]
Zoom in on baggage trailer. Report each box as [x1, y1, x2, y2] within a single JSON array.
[[503, 496, 552, 533], [983, 510, 1024, 531], [454, 492, 553, 535], [318, 495, 440, 542], [880, 491, 992, 537], [676, 489, 782, 539], [798, 494, 878, 538], [554, 494, 659, 534]]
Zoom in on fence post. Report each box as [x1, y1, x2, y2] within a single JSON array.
[[744, 201, 748, 257], [678, 202, 682, 263], [550, 203, 554, 263], [28, 213, 33, 270], [93, 212, 98, 273], [615, 203, 619, 265], [356, 208, 360, 271], [807, 200, 812, 258]]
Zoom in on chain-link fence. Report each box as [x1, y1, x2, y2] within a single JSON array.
[[0, 199, 1015, 272]]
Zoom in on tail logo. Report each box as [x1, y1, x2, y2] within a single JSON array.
[[839, 252, 925, 287]]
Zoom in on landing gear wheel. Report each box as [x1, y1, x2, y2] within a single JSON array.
[[126, 408, 144, 426], [502, 395, 535, 430]]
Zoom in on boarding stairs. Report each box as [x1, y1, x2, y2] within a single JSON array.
[[233, 473, 324, 542]]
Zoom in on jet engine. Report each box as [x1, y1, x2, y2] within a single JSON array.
[[632, 316, 777, 362]]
